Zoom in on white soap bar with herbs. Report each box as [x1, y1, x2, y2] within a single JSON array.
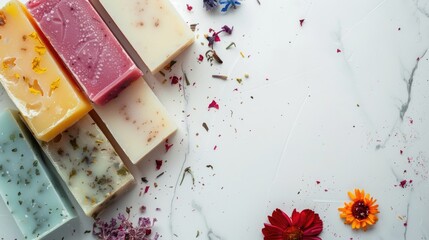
[[0, 109, 75, 240], [98, 0, 194, 73], [39, 115, 134, 217], [94, 78, 177, 164]]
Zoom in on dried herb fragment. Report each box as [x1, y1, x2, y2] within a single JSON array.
[[202, 122, 209, 131], [183, 70, 190, 86], [156, 172, 165, 179], [206, 165, 214, 169], [141, 177, 148, 183], [180, 167, 195, 186], [69, 138, 79, 150], [117, 166, 129, 176], [190, 23, 198, 32], [206, 50, 223, 64], [164, 60, 177, 71], [212, 75, 228, 80], [69, 169, 77, 179], [226, 42, 236, 49]]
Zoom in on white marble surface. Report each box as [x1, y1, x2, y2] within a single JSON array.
[[1, 0, 429, 239]]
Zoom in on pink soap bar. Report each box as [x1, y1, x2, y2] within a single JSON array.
[[27, 0, 142, 105]]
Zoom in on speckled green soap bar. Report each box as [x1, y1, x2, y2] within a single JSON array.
[[0, 109, 75, 240], [39, 115, 134, 218]]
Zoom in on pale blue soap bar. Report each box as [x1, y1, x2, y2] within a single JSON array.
[[0, 109, 75, 240]]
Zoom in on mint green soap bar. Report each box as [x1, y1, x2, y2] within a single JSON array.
[[0, 109, 75, 240]]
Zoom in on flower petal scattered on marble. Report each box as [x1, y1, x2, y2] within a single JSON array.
[[262, 208, 323, 240], [220, 0, 241, 12], [338, 189, 379, 231], [208, 100, 219, 110], [93, 210, 158, 240], [203, 0, 219, 11]]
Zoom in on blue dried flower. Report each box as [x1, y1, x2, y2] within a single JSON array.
[[220, 0, 241, 12], [203, 0, 218, 11]]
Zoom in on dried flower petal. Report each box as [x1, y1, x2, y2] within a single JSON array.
[[221, 25, 234, 34], [32, 57, 47, 74], [203, 0, 219, 11], [220, 0, 241, 12], [208, 100, 219, 109], [165, 139, 173, 152], [93, 209, 158, 240], [155, 160, 163, 170]]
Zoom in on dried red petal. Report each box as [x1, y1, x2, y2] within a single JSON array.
[[144, 185, 150, 194], [208, 100, 219, 110], [186, 4, 193, 11], [198, 54, 204, 62], [170, 76, 180, 85], [337, 49, 342, 53], [165, 139, 173, 152], [155, 160, 163, 170], [299, 19, 305, 26]]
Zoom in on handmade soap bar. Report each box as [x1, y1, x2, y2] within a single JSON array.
[[99, 0, 194, 73], [0, 0, 92, 142], [0, 109, 75, 240], [27, 0, 143, 105], [39, 114, 134, 217], [94, 78, 177, 164]]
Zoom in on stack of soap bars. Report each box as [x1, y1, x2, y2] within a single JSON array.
[[0, 0, 194, 238]]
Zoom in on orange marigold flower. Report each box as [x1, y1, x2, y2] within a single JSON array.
[[338, 189, 379, 231]]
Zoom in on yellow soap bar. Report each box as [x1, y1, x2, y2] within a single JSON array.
[[0, 1, 92, 142]]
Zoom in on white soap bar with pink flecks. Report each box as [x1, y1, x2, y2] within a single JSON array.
[[94, 78, 177, 164], [98, 0, 194, 73]]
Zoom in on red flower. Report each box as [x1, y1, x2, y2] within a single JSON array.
[[262, 208, 323, 240]]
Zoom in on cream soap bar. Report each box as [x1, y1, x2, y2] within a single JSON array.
[[99, 0, 194, 73], [27, 0, 143, 105], [39, 114, 134, 217], [94, 78, 177, 164], [41, 115, 134, 217], [0, 0, 92, 142], [0, 109, 75, 240]]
